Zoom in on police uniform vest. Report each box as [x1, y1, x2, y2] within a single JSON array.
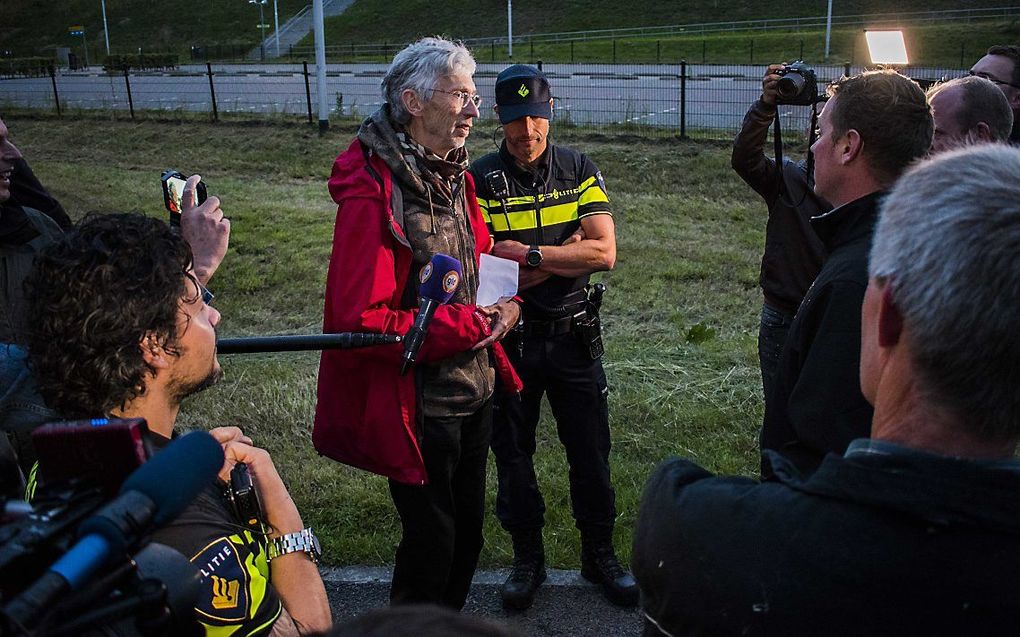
[[470, 143, 611, 320]]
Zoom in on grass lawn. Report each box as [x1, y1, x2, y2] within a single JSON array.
[[6, 111, 777, 568]]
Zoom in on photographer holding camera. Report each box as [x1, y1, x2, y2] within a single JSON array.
[[731, 63, 830, 407], [19, 212, 331, 636]]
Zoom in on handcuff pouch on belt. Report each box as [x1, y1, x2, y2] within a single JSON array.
[[573, 283, 606, 361]]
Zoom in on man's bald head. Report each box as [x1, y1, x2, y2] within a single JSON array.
[[927, 76, 1013, 153]]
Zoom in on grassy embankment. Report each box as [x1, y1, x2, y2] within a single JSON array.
[[3, 0, 1017, 67], [307, 0, 1020, 67], [9, 112, 785, 567]]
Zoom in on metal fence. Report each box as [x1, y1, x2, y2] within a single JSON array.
[[0, 62, 968, 139]]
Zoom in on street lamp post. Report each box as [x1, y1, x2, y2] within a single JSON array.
[[824, 0, 833, 60], [250, 0, 268, 59], [100, 0, 110, 55], [507, 0, 513, 58], [273, 0, 280, 57]]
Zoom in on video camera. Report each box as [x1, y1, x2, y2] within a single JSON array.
[[776, 61, 819, 106], [0, 420, 224, 636]]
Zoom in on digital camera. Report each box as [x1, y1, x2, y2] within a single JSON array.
[[776, 61, 819, 106]]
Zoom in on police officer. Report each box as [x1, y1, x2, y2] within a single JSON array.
[[469, 65, 637, 610]]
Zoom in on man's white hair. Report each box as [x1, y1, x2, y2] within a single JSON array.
[[870, 144, 1020, 440], [381, 37, 476, 125]]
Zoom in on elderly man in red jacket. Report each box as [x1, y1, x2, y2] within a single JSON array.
[[313, 37, 522, 610]]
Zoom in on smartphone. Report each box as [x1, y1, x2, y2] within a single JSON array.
[[161, 169, 208, 227], [32, 417, 154, 497]]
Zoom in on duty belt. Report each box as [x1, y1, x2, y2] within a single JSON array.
[[521, 314, 579, 337]]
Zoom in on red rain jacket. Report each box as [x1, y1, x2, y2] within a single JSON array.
[[313, 138, 522, 485]]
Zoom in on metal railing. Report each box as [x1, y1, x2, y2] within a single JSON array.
[[0, 62, 968, 139]]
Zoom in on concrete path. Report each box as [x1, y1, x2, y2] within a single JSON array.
[[320, 566, 644, 636]]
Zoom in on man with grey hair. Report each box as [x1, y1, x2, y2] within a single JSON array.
[[927, 75, 1014, 154], [633, 143, 1020, 636], [313, 37, 522, 609]]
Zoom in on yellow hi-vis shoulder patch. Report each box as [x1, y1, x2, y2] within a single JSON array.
[[192, 537, 250, 624]]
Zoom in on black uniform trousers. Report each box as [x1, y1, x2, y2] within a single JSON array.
[[491, 330, 616, 535], [388, 399, 492, 610]]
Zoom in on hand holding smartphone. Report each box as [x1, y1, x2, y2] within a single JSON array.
[[160, 170, 229, 284], [161, 169, 208, 227]]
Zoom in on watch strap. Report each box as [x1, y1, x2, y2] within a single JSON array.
[[268, 527, 321, 564]]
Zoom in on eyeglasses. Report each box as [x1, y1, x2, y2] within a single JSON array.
[[968, 70, 1020, 90], [198, 284, 215, 306], [432, 88, 483, 109]]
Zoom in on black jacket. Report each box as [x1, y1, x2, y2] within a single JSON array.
[[759, 192, 881, 477], [731, 100, 829, 316], [633, 445, 1020, 637]]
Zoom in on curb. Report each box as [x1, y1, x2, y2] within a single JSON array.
[[319, 566, 644, 636], [320, 565, 599, 587]]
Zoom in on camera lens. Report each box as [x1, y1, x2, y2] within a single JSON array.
[[778, 73, 806, 99]]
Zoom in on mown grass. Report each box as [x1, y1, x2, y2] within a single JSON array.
[[6, 112, 782, 568]]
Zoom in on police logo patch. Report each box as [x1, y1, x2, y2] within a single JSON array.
[[191, 537, 250, 624], [595, 170, 607, 193], [518, 84, 530, 98], [442, 270, 460, 295], [419, 262, 433, 284]]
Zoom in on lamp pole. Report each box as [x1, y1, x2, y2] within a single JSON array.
[[313, 0, 328, 131], [100, 0, 110, 55], [507, 0, 513, 58], [250, 0, 267, 50], [273, 0, 280, 57], [824, 0, 833, 60]]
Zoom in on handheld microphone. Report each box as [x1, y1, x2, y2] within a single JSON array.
[[217, 332, 401, 354], [3, 431, 223, 628], [400, 254, 463, 376]]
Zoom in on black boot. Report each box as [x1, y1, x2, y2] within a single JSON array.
[[500, 529, 546, 610], [581, 532, 639, 608]]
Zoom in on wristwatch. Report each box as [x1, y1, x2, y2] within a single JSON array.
[[268, 527, 322, 564], [525, 245, 543, 268]]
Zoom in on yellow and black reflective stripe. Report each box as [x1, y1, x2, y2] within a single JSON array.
[[199, 530, 281, 637], [24, 461, 38, 502], [479, 175, 609, 233], [479, 197, 583, 233], [577, 175, 610, 207]]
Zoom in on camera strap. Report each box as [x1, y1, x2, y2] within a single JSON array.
[[773, 114, 785, 190], [772, 104, 821, 209]]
